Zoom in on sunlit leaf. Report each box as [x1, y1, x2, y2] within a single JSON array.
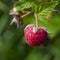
[[38, 1, 58, 20], [15, 2, 33, 11]]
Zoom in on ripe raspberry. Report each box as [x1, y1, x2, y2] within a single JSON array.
[[24, 24, 48, 46]]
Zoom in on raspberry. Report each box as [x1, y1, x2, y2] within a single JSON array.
[[24, 24, 48, 46]]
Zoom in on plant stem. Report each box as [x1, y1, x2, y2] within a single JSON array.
[[20, 12, 32, 18], [34, 13, 39, 28]]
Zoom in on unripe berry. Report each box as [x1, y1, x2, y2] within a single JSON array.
[[24, 24, 48, 46]]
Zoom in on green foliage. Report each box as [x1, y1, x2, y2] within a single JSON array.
[[19, 0, 36, 2], [15, 2, 33, 11], [38, 1, 58, 20], [15, 0, 58, 21], [0, 0, 60, 60]]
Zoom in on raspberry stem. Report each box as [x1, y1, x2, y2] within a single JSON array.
[[34, 13, 39, 28], [20, 12, 32, 19]]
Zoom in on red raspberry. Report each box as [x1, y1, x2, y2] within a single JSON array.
[[24, 24, 48, 46]]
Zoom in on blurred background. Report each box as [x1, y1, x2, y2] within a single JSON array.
[[0, 0, 60, 60]]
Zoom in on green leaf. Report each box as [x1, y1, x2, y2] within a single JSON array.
[[19, 0, 35, 2], [32, 5, 41, 13], [38, 1, 58, 20], [15, 2, 33, 11]]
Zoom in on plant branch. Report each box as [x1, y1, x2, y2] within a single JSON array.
[[34, 13, 39, 28], [20, 12, 32, 19]]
